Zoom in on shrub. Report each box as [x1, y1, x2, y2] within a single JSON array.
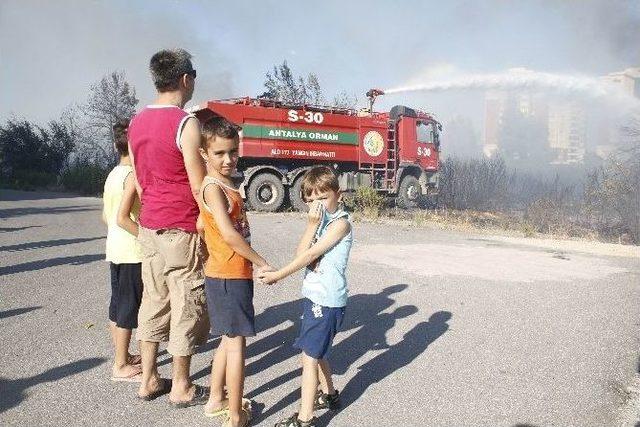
[[344, 186, 386, 219], [60, 159, 109, 195]]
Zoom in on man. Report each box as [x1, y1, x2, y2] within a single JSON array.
[[128, 48, 209, 407]]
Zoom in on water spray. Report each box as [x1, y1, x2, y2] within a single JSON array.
[[383, 68, 638, 107]]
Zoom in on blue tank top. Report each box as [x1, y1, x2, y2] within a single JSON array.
[[302, 209, 353, 307]]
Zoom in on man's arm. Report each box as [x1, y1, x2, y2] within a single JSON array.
[[180, 117, 206, 201], [295, 200, 323, 256]]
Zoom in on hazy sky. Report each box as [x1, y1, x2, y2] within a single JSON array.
[[1, 0, 638, 124]]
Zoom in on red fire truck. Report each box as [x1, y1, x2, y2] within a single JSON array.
[[191, 89, 441, 211]]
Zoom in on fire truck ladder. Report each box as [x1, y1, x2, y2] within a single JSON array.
[[385, 120, 398, 190]]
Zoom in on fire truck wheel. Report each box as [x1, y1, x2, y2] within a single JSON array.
[[247, 172, 285, 212], [396, 175, 422, 209], [289, 176, 309, 212]]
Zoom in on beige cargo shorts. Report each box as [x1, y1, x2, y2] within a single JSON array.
[[136, 226, 209, 356]]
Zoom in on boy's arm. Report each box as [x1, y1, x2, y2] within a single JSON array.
[[180, 117, 206, 202], [204, 183, 269, 268], [295, 200, 323, 256], [261, 218, 350, 283], [116, 172, 140, 237], [127, 143, 143, 197]]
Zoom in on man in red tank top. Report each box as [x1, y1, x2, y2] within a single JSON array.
[[128, 48, 209, 406]]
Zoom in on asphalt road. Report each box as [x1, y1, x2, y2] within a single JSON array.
[[1, 189, 639, 426]]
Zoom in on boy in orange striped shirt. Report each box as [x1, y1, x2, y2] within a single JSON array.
[[198, 116, 272, 427]]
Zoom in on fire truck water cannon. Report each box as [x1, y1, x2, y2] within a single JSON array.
[[192, 91, 442, 212], [366, 88, 385, 111]]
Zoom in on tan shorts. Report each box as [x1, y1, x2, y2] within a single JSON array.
[[136, 227, 209, 356]]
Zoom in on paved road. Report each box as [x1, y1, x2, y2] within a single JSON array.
[[1, 189, 639, 426]]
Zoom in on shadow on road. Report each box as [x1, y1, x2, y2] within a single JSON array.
[[0, 306, 43, 320], [315, 310, 452, 426], [0, 225, 43, 233], [0, 189, 87, 202], [226, 284, 444, 425], [0, 205, 98, 219], [0, 254, 103, 276], [0, 237, 104, 252], [0, 357, 106, 413]]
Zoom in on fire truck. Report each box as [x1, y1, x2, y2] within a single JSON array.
[[191, 89, 441, 211]]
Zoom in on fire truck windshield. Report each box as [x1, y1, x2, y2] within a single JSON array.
[[416, 121, 436, 144]]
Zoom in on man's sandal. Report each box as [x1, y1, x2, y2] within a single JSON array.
[[274, 413, 317, 427], [314, 389, 340, 410], [137, 379, 171, 401], [169, 384, 209, 408]]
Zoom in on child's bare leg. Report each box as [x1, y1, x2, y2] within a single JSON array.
[[205, 339, 227, 412], [298, 352, 319, 422], [318, 359, 335, 395], [109, 321, 117, 347], [113, 326, 140, 377], [225, 335, 246, 426], [138, 340, 162, 397]]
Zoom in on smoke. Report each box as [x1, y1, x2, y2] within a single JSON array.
[[0, 0, 235, 122], [385, 68, 638, 109]]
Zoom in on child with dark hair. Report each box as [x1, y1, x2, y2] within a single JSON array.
[[198, 116, 273, 427], [102, 117, 144, 382]]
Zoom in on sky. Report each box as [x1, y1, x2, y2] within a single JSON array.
[[1, 0, 638, 125]]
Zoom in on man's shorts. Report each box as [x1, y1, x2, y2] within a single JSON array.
[[136, 227, 209, 356], [205, 277, 256, 337], [294, 298, 345, 360], [109, 262, 143, 329]]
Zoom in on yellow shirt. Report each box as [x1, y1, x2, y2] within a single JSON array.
[[103, 165, 142, 264]]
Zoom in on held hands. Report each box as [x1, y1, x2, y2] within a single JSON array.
[[256, 264, 278, 285]]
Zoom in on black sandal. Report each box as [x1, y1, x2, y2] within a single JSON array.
[[137, 379, 171, 401], [314, 389, 340, 410], [170, 384, 210, 408], [274, 413, 317, 427]]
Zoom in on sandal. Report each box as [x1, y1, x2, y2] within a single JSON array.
[[222, 407, 252, 427], [170, 384, 210, 408], [204, 397, 251, 418], [137, 379, 171, 401], [111, 369, 142, 383], [274, 413, 316, 427], [314, 389, 340, 410]]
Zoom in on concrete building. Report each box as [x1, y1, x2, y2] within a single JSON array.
[[547, 100, 586, 164]]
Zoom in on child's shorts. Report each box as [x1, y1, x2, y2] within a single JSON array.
[[294, 298, 345, 360], [205, 277, 255, 337], [109, 262, 143, 329]]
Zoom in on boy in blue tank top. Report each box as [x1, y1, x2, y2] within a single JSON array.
[[259, 166, 353, 427]]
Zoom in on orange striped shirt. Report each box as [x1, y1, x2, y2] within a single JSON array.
[[200, 176, 252, 279]]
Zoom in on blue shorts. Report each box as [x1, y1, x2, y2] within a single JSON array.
[[293, 298, 345, 360], [205, 277, 255, 337], [109, 262, 143, 329]]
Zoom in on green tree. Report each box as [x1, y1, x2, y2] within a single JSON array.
[[261, 61, 357, 108], [0, 118, 75, 189]]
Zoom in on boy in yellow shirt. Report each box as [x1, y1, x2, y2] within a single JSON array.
[[102, 118, 144, 382]]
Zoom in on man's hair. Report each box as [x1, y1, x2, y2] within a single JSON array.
[[113, 118, 130, 156], [301, 166, 340, 201], [149, 48, 194, 92], [201, 116, 240, 149]]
